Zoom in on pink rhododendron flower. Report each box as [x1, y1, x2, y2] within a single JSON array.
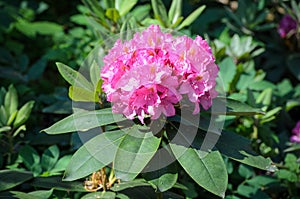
[[101, 25, 219, 123], [290, 121, 300, 143], [278, 14, 297, 38]]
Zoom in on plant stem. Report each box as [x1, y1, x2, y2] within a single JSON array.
[[7, 130, 14, 165], [101, 167, 107, 191], [156, 192, 163, 199]]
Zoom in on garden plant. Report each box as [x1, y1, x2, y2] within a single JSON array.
[[0, 0, 300, 199]]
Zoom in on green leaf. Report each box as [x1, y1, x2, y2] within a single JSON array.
[[218, 57, 236, 92], [56, 62, 93, 91], [13, 101, 34, 128], [216, 131, 275, 171], [168, 0, 182, 24], [177, 5, 206, 30], [115, 0, 138, 16], [89, 60, 100, 88], [238, 164, 253, 179], [0, 105, 7, 125], [68, 86, 99, 102], [151, 0, 170, 27], [64, 128, 127, 181], [31, 176, 86, 192], [11, 189, 53, 199], [170, 143, 227, 197], [7, 110, 17, 126], [110, 179, 150, 192], [143, 163, 178, 192], [50, 155, 72, 174], [12, 124, 26, 137], [246, 175, 278, 187], [0, 170, 33, 191], [4, 84, 18, 116], [105, 8, 120, 23], [19, 145, 42, 176], [114, 126, 161, 181], [0, 87, 6, 106], [32, 22, 63, 35], [82, 191, 116, 199], [213, 97, 264, 116], [0, 126, 11, 133], [131, 5, 151, 22], [15, 20, 63, 37], [287, 53, 300, 81], [43, 108, 126, 134], [41, 145, 60, 171]]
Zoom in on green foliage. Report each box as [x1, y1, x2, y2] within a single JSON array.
[[1, 0, 300, 198]]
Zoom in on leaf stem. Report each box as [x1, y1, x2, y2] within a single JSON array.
[[156, 192, 163, 199]]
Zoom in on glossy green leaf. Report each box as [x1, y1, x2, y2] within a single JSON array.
[[115, 0, 138, 16], [12, 124, 26, 137], [4, 84, 18, 116], [89, 60, 100, 88], [0, 105, 7, 125], [238, 164, 253, 179], [151, 0, 170, 27], [7, 110, 17, 126], [0, 126, 11, 133], [43, 108, 126, 134], [64, 129, 127, 181], [114, 126, 161, 181], [105, 8, 120, 23], [50, 155, 72, 174], [68, 86, 99, 102], [56, 62, 93, 91], [131, 5, 151, 22], [19, 145, 42, 176], [110, 179, 150, 192], [216, 131, 275, 171], [11, 189, 53, 199], [218, 57, 236, 92], [15, 20, 63, 37], [168, 0, 182, 24], [246, 175, 278, 187], [143, 163, 178, 192], [41, 145, 60, 171], [170, 138, 227, 197], [82, 191, 116, 199], [13, 101, 34, 128], [177, 5, 206, 30], [213, 97, 264, 116], [0, 170, 33, 191], [31, 176, 86, 192]]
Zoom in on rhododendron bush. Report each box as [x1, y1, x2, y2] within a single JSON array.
[[3, 0, 300, 198], [43, 23, 275, 197]]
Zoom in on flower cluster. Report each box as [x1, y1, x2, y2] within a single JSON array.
[[101, 25, 219, 123], [278, 14, 297, 38], [290, 121, 300, 143]]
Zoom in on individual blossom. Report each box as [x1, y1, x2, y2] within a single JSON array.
[[290, 121, 300, 143], [101, 25, 219, 123], [278, 14, 298, 38]]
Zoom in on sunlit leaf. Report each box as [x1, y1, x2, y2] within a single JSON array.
[[177, 5, 206, 30], [13, 101, 35, 128], [43, 108, 126, 134], [151, 0, 170, 27], [64, 128, 127, 181], [56, 62, 93, 91], [115, 0, 138, 16], [114, 126, 161, 181]]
